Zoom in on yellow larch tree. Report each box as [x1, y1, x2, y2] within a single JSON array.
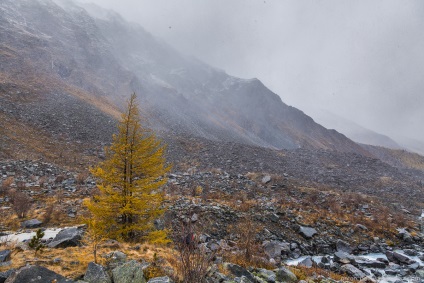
[[85, 93, 170, 241]]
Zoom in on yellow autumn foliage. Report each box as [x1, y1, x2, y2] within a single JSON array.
[[85, 93, 171, 241]]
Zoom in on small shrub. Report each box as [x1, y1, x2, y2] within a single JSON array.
[[28, 229, 45, 256], [8, 190, 32, 218]]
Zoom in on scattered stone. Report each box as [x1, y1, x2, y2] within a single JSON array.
[[336, 239, 352, 254], [333, 251, 353, 264], [340, 264, 366, 279], [0, 251, 11, 263], [298, 226, 317, 239], [4, 265, 73, 283], [20, 219, 42, 229], [263, 241, 285, 260], [48, 227, 84, 248], [386, 251, 413, 265], [84, 262, 111, 283], [261, 175, 271, 184], [112, 260, 145, 283], [275, 267, 297, 283], [298, 257, 313, 268], [0, 269, 15, 283], [224, 263, 255, 282]]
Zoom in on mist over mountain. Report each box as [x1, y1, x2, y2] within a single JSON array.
[[0, 0, 369, 155], [311, 110, 402, 150]]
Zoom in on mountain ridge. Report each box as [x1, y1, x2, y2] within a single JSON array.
[[0, 0, 379, 158]]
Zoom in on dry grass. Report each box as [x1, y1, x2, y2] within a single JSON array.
[[289, 265, 359, 283], [0, 241, 177, 280]]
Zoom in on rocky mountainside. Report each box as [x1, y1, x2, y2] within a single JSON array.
[[0, 0, 369, 157]]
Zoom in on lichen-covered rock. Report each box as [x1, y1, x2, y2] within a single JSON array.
[[255, 268, 276, 282], [112, 260, 146, 283], [275, 267, 297, 283], [84, 262, 111, 283]]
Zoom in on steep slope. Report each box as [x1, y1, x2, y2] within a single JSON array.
[[0, 0, 368, 157]]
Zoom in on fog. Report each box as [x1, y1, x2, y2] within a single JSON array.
[[80, 0, 424, 142]]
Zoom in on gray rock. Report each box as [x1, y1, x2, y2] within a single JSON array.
[[298, 256, 313, 268], [224, 263, 255, 282], [0, 251, 11, 263], [397, 228, 413, 242], [386, 251, 413, 264], [147, 276, 173, 283], [262, 175, 271, 184], [263, 241, 285, 260], [84, 262, 111, 283], [336, 239, 352, 254], [340, 264, 366, 279], [48, 227, 84, 248], [4, 265, 74, 283], [356, 259, 386, 269], [298, 226, 317, 239], [0, 269, 15, 283], [275, 267, 297, 283], [20, 219, 42, 228], [112, 260, 146, 283], [334, 251, 354, 264]]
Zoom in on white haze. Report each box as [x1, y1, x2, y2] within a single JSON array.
[[79, 0, 424, 142]]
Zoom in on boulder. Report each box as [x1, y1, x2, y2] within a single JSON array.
[[333, 251, 354, 264], [147, 277, 173, 283], [20, 219, 42, 229], [336, 239, 352, 254], [4, 265, 74, 283], [0, 251, 11, 263], [0, 269, 15, 283], [298, 257, 313, 268], [275, 267, 297, 283], [386, 251, 413, 265], [112, 260, 146, 283], [107, 251, 128, 269], [340, 264, 366, 279], [84, 262, 111, 283], [298, 226, 317, 239], [263, 241, 285, 260], [48, 227, 84, 248], [223, 263, 255, 282]]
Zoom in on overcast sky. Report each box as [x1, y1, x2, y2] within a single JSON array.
[[80, 0, 424, 141]]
